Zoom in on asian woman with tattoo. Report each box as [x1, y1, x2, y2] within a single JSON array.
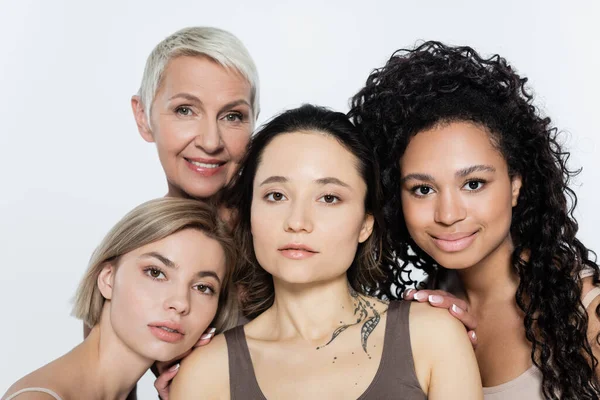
[[170, 105, 483, 399], [349, 42, 600, 399]]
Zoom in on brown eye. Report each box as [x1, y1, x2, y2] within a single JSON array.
[[145, 268, 165, 280], [150, 269, 161, 278], [320, 194, 339, 204], [266, 192, 287, 202], [418, 186, 431, 195]]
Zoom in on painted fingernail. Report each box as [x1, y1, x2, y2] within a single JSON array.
[[169, 363, 180, 372], [200, 332, 214, 340], [413, 291, 427, 301], [470, 331, 477, 341], [451, 304, 464, 314], [428, 295, 444, 304], [403, 289, 415, 299]]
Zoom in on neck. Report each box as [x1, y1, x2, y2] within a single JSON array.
[[457, 235, 519, 309], [76, 313, 153, 400], [266, 275, 365, 342]]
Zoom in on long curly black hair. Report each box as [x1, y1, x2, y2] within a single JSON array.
[[349, 41, 600, 399]]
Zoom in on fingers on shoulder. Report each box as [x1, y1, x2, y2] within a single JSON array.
[[409, 301, 471, 346]]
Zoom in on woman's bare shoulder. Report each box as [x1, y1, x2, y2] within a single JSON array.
[[3, 363, 67, 400], [170, 333, 231, 399]]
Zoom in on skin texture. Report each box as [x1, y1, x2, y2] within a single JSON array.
[[400, 122, 535, 387], [128, 55, 254, 398], [131, 55, 254, 200], [171, 131, 482, 400], [4, 229, 226, 400]]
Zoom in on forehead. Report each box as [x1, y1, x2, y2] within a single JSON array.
[[401, 121, 508, 174], [254, 131, 363, 184], [157, 55, 251, 101]]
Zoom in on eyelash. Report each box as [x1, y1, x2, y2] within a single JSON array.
[[263, 191, 341, 205], [144, 266, 167, 280], [173, 107, 246, 123], [174, 105, 194, 117], [221, 111, 245, 123], [409, 179, 487, 197], [143, 267, 216, 296]]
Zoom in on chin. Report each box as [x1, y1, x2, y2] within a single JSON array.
[[143, 344, 186, 363], [182, 182, 225, 199], [429, 253, 481, 271]]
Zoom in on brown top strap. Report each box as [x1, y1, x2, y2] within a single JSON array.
[[224, 301, 425, 399]]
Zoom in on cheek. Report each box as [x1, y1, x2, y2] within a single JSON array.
[[154, 119, 195, 153], [187, 297, 219, 336], [222, 130, 251, 161], [250, 203, 274, 260], [401, 193, 430, 235]]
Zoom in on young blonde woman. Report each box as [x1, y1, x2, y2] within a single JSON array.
[[171, 105, 483, 399], [4, 198, 237, 400]]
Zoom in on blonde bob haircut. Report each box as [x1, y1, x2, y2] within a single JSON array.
[[137, 26, 260, 122], [72, 198, 238, 333]]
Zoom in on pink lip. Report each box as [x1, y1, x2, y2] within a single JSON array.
[[431, 231, 478, 252], [278, 243, 318, 260], [148, 321, 185, 343], [184, 157, 226, 178]]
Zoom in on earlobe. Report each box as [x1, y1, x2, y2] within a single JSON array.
[[131, 95, 154, 143], [97, 263, 115, 300], [358, 214, 375, 243], [511, 175, 523, 207]]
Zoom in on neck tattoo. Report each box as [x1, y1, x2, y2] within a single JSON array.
[[316, 287, 388, 354]]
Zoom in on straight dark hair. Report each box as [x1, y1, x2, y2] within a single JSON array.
[[225, 104, 391, 319]]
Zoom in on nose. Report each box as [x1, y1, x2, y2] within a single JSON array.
[[164, 289, 191, 316], [284, 200, 314, 233], [194, 118, 223, 154], [434, 190, 467, 226]]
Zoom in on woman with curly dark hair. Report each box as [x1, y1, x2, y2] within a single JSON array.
[[349, 41, 600, 399], [171, 104, 482, 399]]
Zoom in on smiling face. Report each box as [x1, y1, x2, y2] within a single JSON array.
[[400, 121, 522, 270], [250, 131, 374, 286], [132, 55, 254, 199], [98, 228, 226, 362]]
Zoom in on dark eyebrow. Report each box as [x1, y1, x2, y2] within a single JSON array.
[[141, 252, 176, 269], [456, 164, 496, 177], [401, 173, 435, 184], [401, 165, 497, 184], [197, 271, 221, 284], [315, 177, 351, 188], [259, 176, 288, 186], [259, 176, 351, 189], [141, 252, 221, 284]]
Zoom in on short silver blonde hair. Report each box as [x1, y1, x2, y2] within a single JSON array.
[[137, 26, 260, 121], [72, 198, 238, 333]]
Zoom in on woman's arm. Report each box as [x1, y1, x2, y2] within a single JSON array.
[[410, 302, 483, 400], [170, 334, 230, 400]]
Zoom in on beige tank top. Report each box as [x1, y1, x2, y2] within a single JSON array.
[[4, 388, 63, 400], [483, 268, 600, 399]]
